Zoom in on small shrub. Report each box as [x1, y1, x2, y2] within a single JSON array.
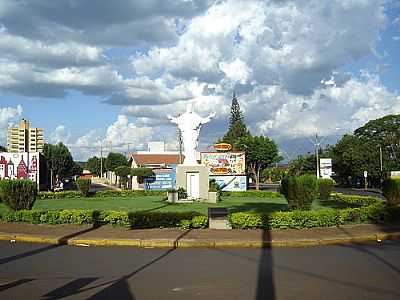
[[38, 191, 81, 199], [0, 179, 37, 211], [281, 175, 318, 210], [191, 215, 208, 228], [178, 219, 191, 229], [177, 187, 187, 200], [209, 179, 222, 201], [318, 178, 335, 200], [382, 178, 400, 205], [76, 178, 91, 197]]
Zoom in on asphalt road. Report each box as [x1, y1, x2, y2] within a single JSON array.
[[0, 241, 399, 300]]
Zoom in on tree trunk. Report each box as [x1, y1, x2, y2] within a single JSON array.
[[255, 167, 260, 190]]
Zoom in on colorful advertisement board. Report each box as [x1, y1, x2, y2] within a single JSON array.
[[0, 152, 41, 187], [320, 158, 332, 179], [201, 152, 245, 175], [210, 175, 247, 191], [144, 168, 176, 190]]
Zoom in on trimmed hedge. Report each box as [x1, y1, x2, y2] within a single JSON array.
[[0, 179, 37, 211], [330, 193, 380, 206], [229, 203, 400, 229], [229, 194, 399, 229], [222, 190, 282, 198], [0, 208, 208, 229], [281, 175, 318, 210], [318, 178, 335, 200], [37, 189, 166, 200], [382, 178, 400, 205]]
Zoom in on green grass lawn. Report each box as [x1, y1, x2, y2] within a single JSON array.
[[0, 194, 363, 215]]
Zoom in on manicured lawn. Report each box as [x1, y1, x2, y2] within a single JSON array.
[[0, 195, 289, 215], [0, 194, 364, 215]]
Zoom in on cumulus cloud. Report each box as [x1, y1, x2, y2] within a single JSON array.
[[247, 71, 400, 140], [0, 0, 397, 160], [131, 0, 386, 95], [0, 59, 122, 97], [0, 28, 104, 68], [0, 104, 22, 145], [53, 115, 156, 160], [50, 125, 71, 144], [0, 0, 212, 47]]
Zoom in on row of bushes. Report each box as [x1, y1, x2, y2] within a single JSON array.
[[221, 190, 282, 198], [229, 203, 400, 229], [38, 189, 167, 200], [0, 209, 208, 229], [330, 193, 380, 206], [281, 176, 335, 210]]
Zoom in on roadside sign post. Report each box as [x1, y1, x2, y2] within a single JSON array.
[[364, 171, 368, 190]]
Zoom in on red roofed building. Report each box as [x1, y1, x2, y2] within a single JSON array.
[[130, 153, 182, 168], [129, 141, 183, 168]]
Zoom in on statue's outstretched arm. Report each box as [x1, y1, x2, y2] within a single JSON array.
[[200, 112, 216, 125], [168, 115, 179, 124]]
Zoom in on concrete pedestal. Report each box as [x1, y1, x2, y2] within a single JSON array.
[[176, 165, 209, 200]]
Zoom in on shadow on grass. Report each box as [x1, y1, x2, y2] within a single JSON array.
[[312, 199, 362, 210], [228, 202, 288, 214]]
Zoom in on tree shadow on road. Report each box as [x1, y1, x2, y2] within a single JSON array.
[[38, 229, 193, 300], [0, 211, 105, 266]]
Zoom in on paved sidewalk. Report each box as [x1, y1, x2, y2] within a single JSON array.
[[0, 222, 400, 248]]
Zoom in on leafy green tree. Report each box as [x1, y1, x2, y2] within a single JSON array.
[[288, 154, 317, 176], [105, 152, 128, 172], [131, 167, 154, 184], [0, 145, 6, 152], [72, 162, 83, 176], [221, 92, 250, 147], [262, 167, 287, 183], [105, 152, 128, 185], [354, 114, 400, 171], [115, 166, 132, 189], [43, 143, 74, 181], [85, 156, 105, 177], [235, 135, 282, 190], [329, 134, 380, 186]]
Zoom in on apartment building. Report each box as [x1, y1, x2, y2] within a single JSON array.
[[7, 119, 44, 153]]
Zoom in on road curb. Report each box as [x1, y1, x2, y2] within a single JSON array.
[[1, 231, 400, 248]]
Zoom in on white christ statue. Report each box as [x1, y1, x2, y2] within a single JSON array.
[[168, 103, 215, 165]]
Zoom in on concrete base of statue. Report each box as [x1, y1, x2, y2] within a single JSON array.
[[176, 165, 210, 201]]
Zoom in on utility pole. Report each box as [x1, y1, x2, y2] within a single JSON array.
[[100, 142, 103, 178], [127, 143, 132, 158], [379, 146, 383, 172], [315, 133, 321, 178]]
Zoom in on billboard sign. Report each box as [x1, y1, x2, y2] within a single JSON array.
[[213, 143, 232, 151], [201, 152, 245, 175], [390, 171, 400, 178], [210, 175, 247, 191], [0, 152, 40, 187], [320, 158, 332, 179], [144, 168, 176, 190]]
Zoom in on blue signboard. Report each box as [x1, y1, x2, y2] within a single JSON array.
[[210, 175, 247, 191], [144, 168, 176, 190]]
